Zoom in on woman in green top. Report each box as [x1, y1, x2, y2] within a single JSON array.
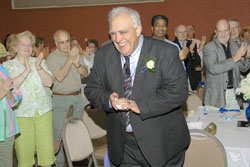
[[3, 31, 55, 167]]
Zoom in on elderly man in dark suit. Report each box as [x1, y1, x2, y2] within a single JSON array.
[[173, 25, 201, 91], [85, 7, 190, 167], [203, 19, 249, 111]]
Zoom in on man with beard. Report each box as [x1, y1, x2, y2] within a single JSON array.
[[203, 19, 249, 111]]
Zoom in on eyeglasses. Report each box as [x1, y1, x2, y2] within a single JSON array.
[[19, 43, 33, 47], [176, 31, 187, 34], [58, 39, 70, 45], [230, 26, 240, 30], [217, 29, 230, 34]]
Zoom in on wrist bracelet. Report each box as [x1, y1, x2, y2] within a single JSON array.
[[76, 64, 81, 68]]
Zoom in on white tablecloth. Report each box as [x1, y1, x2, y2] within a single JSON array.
[[186, 106, 250, 167]]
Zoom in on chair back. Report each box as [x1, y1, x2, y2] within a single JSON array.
[[54, 105, 73, 154], [81, 104, 107, 139], [62, 117, 98, 167], [184, 129, 227, 167]]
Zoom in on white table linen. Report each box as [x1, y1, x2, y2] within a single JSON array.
[[186, 106, 250, 167]]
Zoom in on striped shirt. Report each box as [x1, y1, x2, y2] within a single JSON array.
[[0, 65, 22, 141]]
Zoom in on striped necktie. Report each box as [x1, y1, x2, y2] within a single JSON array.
[[123, 56, 132, 126]]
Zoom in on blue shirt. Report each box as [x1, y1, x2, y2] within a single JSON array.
[[164, 38, 181, 51]]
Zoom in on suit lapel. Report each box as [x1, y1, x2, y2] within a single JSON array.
[[214, 39, 227, 61], [108, 49, 127, 124], [109, 50, 124, 95], [131, 37, 149, 100]]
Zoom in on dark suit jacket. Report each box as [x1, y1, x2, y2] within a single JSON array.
[[85, 36, 190, 166], [173, 38, 201, 90]]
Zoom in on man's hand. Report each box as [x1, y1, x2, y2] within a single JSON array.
[[189, 40, 195, 53], [233, 42, 248, 62], [179, 42, 189, 60], [69, 47, 81, 67], [198, 36, 206, 52], [110, 92, 119, 110], [116, 98, 140, 114], [69, 47, 79, 61], [73, 54, 80, 67]]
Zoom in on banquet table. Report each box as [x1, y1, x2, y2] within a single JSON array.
[[186, 106, 250, 167]]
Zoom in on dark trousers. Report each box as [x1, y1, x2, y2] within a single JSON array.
[[112, 133, 186, 167]]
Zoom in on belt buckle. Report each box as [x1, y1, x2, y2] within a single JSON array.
[[126, 132, 134, 136]]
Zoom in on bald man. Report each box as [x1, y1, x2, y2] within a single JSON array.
[[203, 19, 249, 111], [173, 25, 202, 91], [46, 30, 88, 166]]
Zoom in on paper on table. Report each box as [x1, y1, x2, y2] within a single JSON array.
[[187, 122, 203, 129]]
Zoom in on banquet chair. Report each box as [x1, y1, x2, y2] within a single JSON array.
[[62, 117, 99, 167], [81, 104, 107, 139], [81, 104, 107, 163], [53, 105, 74, 166], [184, 129, 228, 167], [182, 93, 203, 111]]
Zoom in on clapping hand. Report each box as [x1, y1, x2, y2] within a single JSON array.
[[35, 52, 43, 70], [246, 45, 250, 58], [83, 47, 93, 61], [233, 42, 248, 62], [179, 42, 189, 60], [189, 40, 196, 53], [69, 47, 80, 66], [24, 55, 31, 73], [198, 36, 206, 51], [201, 36, 207, 46], [0, 78, 13, 93]]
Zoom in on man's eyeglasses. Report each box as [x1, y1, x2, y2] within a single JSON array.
[[58, 39, 70, 45]]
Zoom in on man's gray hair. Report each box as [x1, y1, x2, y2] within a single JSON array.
[[228, 18, 241, 27], [108, 7, 142, 30], [53, 29, 70, 44]]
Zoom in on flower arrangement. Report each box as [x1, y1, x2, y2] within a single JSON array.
[[236, 73, 250, 100], [141, 56, 157, 73]]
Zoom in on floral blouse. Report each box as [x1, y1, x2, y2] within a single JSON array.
[[3, 57, 53, 117]]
